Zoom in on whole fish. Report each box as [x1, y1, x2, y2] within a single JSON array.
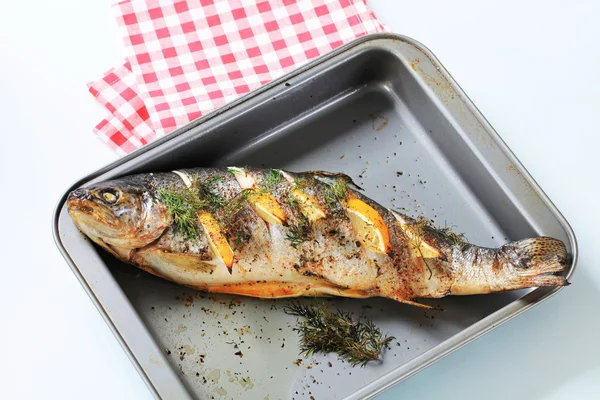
[[67, 167, 569, 308]]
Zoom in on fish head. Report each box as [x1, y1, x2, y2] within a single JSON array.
[[67, 177, 171, 251]]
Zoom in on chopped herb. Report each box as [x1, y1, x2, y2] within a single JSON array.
[[197, 175, 226, 212], [260, 169, 282, 192], [234, 230, 252, 250], [286, 213, 312, 248], [284, 302, 395, 367], [157, 174, 229, 238], [415, 216, 468, 250], [437, 226, 468, 250], [157, 187, 206, 239], [206, 173, 224, 185], [292, 176, 314, 191], [227, 166, 244, 175], [285, 193, 300, 210], [221, 189, 254, 224], [323, 179, 348, 209]]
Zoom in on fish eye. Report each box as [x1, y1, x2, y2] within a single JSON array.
[[101, 189, 119, 204]]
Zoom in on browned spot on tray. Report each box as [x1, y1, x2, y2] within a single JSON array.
[[410, 58, 456, 106], [410, 58, 420, 71], [506, 165, 521, 176], [368, 113, 388, 131], [505, 164, 543, 208]]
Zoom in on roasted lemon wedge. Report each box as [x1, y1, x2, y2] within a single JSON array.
[[230, 167, 286, 225], [250, 193, 286, 225], [198, 211, 234, 272], [346, 198, 390, 253], [399, 226, 443, 259], [291, 189, 326, 222]]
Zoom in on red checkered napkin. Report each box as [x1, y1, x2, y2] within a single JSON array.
[[89, 0, 389, 154]]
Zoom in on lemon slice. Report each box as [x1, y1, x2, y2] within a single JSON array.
[[400, 226, 443, 259], [229, 167, 286, 225], [228, 167, 257, 189], [390, 211, 442, 259], [251, 193, 286, 225], [198, 211, 234, 272], [346, 198, 390, 253], [291, 190, 326, 222]]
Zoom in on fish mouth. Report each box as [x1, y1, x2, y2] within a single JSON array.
[[67, 198, 122, 238], [67, 202, 94, 214], [67, 189, 95, 214], [68, 188, 92, 201]]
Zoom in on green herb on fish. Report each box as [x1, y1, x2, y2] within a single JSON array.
[[323, 179, 348, 209], [196, 174, 226, 212], [284, 193, 300, 210], [286, 213, 312, 248], [284, 302, 395, 367], [437, 226, 468, 250], [233, 230, 252, 250], [221, 189, 255, 224], [259, 169, 282, 192], [292, 176, 314, 191], [414, 216, 468, 251], [157, 187, 205, 239]]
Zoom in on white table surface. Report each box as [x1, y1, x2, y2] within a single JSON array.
[[1, 1, 598, 399]]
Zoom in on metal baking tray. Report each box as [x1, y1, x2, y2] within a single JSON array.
[[53, 33, 577, 400]]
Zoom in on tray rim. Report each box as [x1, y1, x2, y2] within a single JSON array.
[[52, 32, 578, 399]]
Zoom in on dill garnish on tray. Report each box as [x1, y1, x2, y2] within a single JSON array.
[[284, 302, 395, 367]]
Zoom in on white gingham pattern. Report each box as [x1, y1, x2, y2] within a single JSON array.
[[90, 0, 389, 153], [88, 62, 155, 152]]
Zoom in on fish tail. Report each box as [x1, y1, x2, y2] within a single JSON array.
[[449, 237, 569, 295]]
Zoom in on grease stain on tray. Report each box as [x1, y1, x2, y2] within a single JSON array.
[[143, 290, 303, 399], [369, 113, 389, 131], [409, 57, 455, 105], [148, 354, 164, 366]]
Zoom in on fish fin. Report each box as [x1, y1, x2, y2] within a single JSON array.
[[310, 171, 364, 191], [134, 247, 217, 274], [393, 297, 444, 311]]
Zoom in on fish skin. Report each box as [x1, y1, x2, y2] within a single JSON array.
[[66, 167, 569, 307]]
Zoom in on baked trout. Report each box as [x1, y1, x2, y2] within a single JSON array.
[[67, 167, 569, 308]]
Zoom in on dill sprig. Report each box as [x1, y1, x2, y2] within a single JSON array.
[[284, 193, 300, 210], [285, 213, 312, 248], [196, 174, 226, 212], [323, 179, 348, 209], [233, 230, 252, 250], [414, 216, 468, 250], [157, 188, 206, 239], [437, 226, 468, 250], [284, 302, 395, 367], [221, 189, 255, 224], [292, 176, 314, 191], [259, 169, 282, 192]]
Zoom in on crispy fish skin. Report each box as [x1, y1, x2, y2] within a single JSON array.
[[67, 167, 569, 308]]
